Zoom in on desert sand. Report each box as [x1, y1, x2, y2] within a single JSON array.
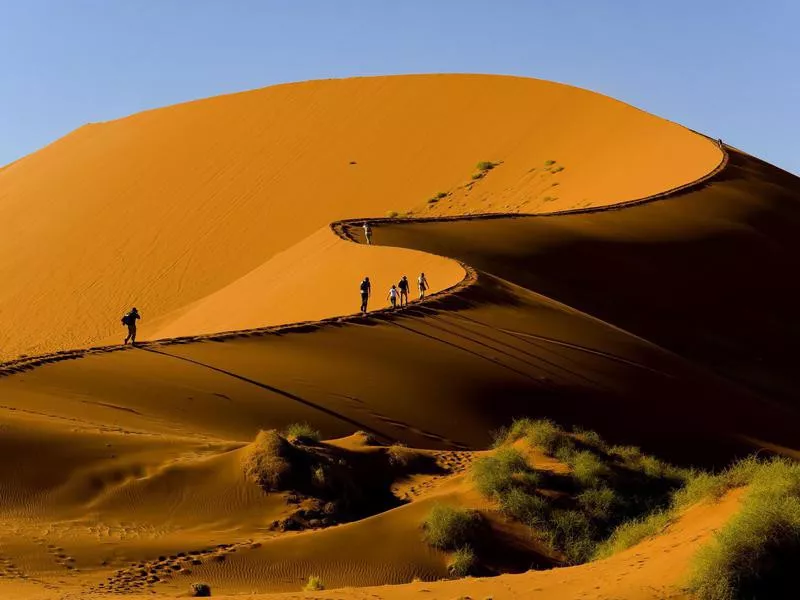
[[0, 75, 797, 599]]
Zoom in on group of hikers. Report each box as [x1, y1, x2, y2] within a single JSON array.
[[359, 272, 428, 314], [118, 221, 425, 344]]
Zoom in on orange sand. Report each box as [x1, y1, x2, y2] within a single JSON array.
[[1, 75, 796, 600], [0, 74, 720, 360]]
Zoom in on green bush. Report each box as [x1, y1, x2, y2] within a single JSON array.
[[476, 161, 496, 171], [472, 447, 534, 498], [386, 210, 399, 218], [499, 487, 549, 527], [544, 159, 556, 166], [427, 197, 439, 204], [570, 451, 610, 488], [594, 511, 671, 559], [471, 172, 485, 180], [689, 457, 800, 600], [523, 419, 572, 457], [577, 487, 618, 520], [548, 509, 596, 564], [448, 546, 477, 577], [436, 191, 448, 199], [304, 575, 325, 591], [423, 505, 481, 550], [284, 422, 321, 443]]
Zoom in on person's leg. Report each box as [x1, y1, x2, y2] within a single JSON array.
[[130, 326, 137, 345]]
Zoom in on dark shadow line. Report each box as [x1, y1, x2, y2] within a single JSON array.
[[386, 319, 545, 384], [138, 346, 390, 442]]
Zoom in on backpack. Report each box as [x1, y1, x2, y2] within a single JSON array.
[[360, 280, 369, 293], [121, 314, 131, 326]]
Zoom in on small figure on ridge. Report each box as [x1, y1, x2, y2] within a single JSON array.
[[360, 277, 371, 314], [398, 275, 410, 307], [122, 307, 141, 345], [418, 272, 429, 299], [388, 284, 399, 310], [363, 222, 373, 245]]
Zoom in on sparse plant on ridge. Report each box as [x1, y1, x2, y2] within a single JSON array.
[[386, 210, 399, 218], [422, 504, 482, 550], [241, 429, 292, 491], [476, 160, 497, 171], [448, 545, 477, 577], [283, 422, 321, 443], [304, 575, 325, 591], [190, 582, 212, 597]]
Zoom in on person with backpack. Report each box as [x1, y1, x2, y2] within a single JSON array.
[[418, 272, 429, 299], [363, 222, 373, 245], [398, 275, 410, 307], [359, 277, 371, 313], [387, 284, 399, 309], [122, 307, 141, 345]]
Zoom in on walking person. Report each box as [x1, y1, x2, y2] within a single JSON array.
[[363, 222, 373, 245], [398, 275, 410, 307], [387, 284, 399, 309], [359, 277, 371, 314], [418, 272, 429, 299], [122, 307, 141, 345]]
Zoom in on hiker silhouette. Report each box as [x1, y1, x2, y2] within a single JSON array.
[[122, 307, 141, 345]]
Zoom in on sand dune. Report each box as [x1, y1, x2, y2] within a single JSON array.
[[0, 74, 720, 360], [0, 75, 797, 599]]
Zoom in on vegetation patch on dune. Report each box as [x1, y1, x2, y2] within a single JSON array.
[[481, 418, 692, 564], [304, 575, 325, 591], [241, 428, 440, 529], [688, 457, 800, 600], [423, 504, 482, 550]]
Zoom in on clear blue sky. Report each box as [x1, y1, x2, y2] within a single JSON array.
[[1, 1, 798, 173]]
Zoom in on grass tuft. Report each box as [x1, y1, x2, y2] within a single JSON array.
[[448, 546, 477, 577], [386, 210, 399, 218], [594, 510, 671, 559], [283, 422, 321, 443], [422, 505, 482, 550], [304, 575, 325, 591], [476, 161, 497, 171], [472, 447, 535, 498], [688, 457, 800, 600], [190, 582, 212, 597], [240, 430, 292, 491]]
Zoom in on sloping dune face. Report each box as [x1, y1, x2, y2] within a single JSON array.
[[0, 74, 720, 359]]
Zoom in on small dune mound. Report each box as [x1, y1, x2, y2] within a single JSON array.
[[241, 427, 441, 527]]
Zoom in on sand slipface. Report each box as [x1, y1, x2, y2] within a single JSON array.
[[0, 74, 720, 360], [4, 75, 799, 599]]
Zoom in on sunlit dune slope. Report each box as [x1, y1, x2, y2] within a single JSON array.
[[0, 74, 720, 359]]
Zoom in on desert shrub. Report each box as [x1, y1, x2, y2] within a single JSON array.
[[570, 451, 610, 488], [610, 445, 643, 464], [476, 161, 496, 171], [241, 430, 292, 491], [436, 191, 448, 199], [572, 427, 607, 451], [304, 575, 325, 591], [423, 504, 482, 550], [283, 422, 321, 443], [472, 447, 533, 498], [551, 166, 564, 173], [387, 445, 425, 470], [594, 510, 671, 559], [386, 210, 399, 218], [448, 546, 477, 577], [190, 582, 212, 597], [689, 457, 800, 600], [523, 419, 568, 456], [544, 159, 555, 166], [489, 425, 510, 448], [471, 172, 485, 180], [427, 197, 439, 204], [577, 487, 618, 520], [548, 509, 596, 564], [500, 487, 549, 527], [311, 464, 327, 488], [674, 456, 760, 509], [542, 196, 556, 202]]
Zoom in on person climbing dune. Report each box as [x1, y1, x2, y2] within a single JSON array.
[[363, 222, 373, 245], [360, 277, 371, 313], [122, 307, 141, 345], [398, 275, 410, 307], [388, 284, 399, 309], [418, 272, 429, 299]]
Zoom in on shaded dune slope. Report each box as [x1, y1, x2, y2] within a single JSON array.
[[0, 74, 720, 359]]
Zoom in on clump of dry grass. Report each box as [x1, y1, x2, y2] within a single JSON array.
[[241, 430, 293, 491], [422, 504, 482, 550], [304, 575, 325, 591]]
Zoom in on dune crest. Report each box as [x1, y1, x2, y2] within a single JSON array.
[[0, 74, 720, 360]]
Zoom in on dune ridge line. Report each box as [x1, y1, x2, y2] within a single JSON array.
[[0, 135, 727, 378]]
